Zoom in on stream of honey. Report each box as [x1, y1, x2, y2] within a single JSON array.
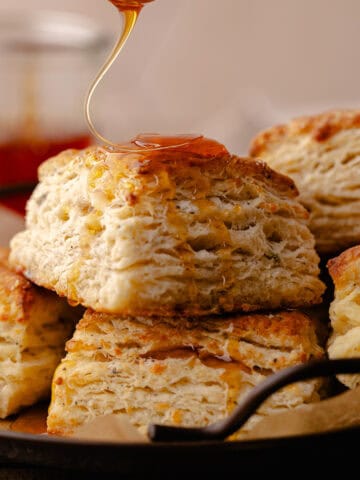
[[85, 1, 151, 150], [85, 0, 208, 154]]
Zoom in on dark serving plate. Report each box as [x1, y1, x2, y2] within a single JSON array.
[[1, 425, 359, 478], [1, 359, 360, 478]]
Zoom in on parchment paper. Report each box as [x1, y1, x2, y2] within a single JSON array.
[[2, 388, 360, 442], [69, 387, 360, 442], [245, 386, 360, 440]]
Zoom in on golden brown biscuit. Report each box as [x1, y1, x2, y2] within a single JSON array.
[[47, 309, 324, 438], [328, 246, 360, 388], [10, 144, 324, 315], [250, 109, 360, 254], [0, 247, 79, 418]]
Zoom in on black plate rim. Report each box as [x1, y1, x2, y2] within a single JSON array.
[[1, 425, 360, 475], [1, 423, 360, 450]]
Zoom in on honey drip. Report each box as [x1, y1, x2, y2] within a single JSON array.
[[86, 0, 206, 153], [10, 405, 48, 434], [85, 7, 139, 149], [144, 343, 247, 415]]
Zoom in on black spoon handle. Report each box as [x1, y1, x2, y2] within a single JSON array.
[[148, 358, 360, 442]]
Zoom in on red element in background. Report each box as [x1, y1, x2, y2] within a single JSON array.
[[0, 135, 92, 215]]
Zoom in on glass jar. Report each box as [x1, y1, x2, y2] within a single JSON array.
[[0, 10, 109, 214]]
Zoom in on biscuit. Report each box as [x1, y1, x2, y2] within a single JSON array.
[[10, 144, 324, 315], [328, 246, 360, 388], [0, 248, 79, 418], [250, 109, 360, 254], [47, 309, 324, 437]]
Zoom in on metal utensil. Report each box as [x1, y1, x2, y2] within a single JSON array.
[[149, 358, 360, 442]]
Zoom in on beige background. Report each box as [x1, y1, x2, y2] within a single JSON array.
[[1, 0, 360, 154]]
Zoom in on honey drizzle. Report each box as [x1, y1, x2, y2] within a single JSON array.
[[221, 336, 246, 413], [85, 1, 203, 153], [85, 8, 139, 148], [145, 335, 246, 416], [10, 405, 48, 434]]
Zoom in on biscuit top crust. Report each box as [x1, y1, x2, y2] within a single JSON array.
[[72, 310, 320, 365], [250, 109, 360, 157], [39, 142, 298, 199], [327, 245, 360, 288]]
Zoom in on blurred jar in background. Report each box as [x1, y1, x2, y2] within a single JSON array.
[[0, 11, 109, 214]]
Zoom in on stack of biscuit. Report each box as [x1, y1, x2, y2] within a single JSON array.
[[249, 109, 360, 391], [250, 109, 360, 256], [327, 247, 360, 389], [0, 248, 79, 419], [9, 137, 326, 438]]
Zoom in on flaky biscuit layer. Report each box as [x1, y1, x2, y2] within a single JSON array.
[[0, 248, 78, 418], [47, 309, 324, 438], [250, 109, 360, 254], [11, 146, 323, 315], [327, 246, 360, 388]]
